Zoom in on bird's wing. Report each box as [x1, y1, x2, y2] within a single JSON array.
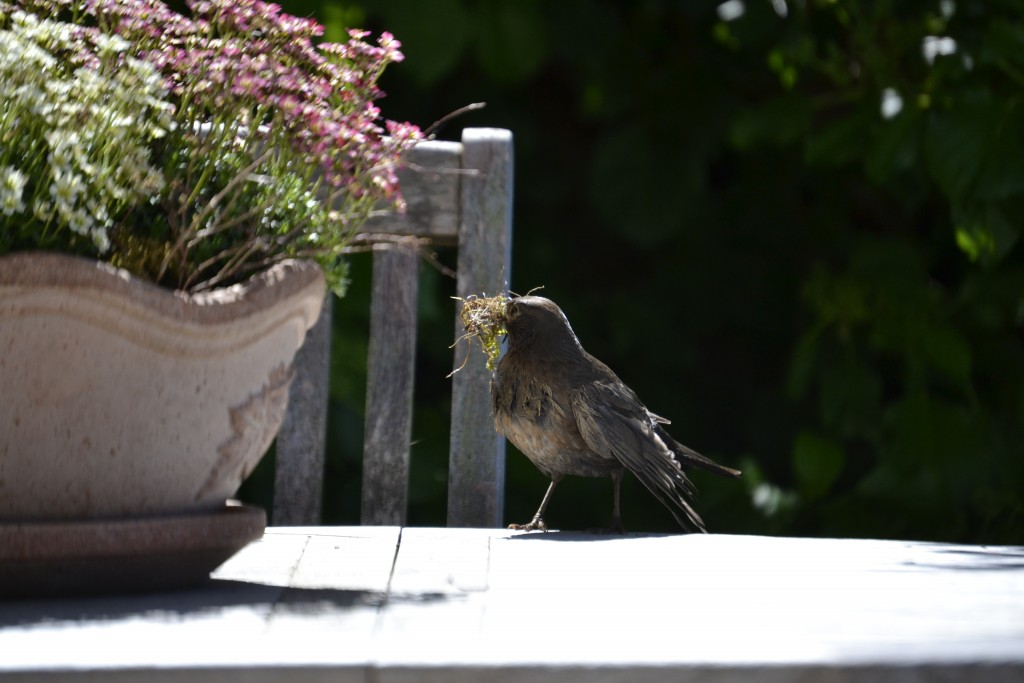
[[570, 381, 706, 532]]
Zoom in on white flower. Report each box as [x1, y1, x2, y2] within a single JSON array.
[[880, 88, 903, 120], [716, 1, 745, 22], [922, 36, 957, 66], [32, 198, 52, 222], [3, 9, 171, 249], [93, 32, 130, 56], [1, 166, 28, 216], [102, 176, 129, 202], [49, 166, 84, 212], [86, 198, 110, 226], [66, 206, 93, 236], [14, 83, 49, 114], [91, 227, 111, 253], [44, 79, 72, 99]]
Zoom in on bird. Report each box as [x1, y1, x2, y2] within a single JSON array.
[[490, 295, 740, 533]]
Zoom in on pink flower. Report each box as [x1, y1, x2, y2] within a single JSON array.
[[90, 1, 419, 206]]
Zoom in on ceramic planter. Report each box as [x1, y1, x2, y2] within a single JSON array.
[[0, 252, 325, 521]]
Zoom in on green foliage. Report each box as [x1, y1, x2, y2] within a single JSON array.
[[719, 0, 1024, 541], [274, 0, 1023, 542], [793, 431, 846, 501]]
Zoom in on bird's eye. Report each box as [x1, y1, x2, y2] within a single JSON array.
[[505, 302, 520, 321]]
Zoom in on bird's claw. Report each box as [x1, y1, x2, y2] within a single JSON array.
[[508, 516, 548, 532]]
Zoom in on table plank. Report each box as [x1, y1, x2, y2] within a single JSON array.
[[218, 526, 401, 678], [363, 532, 1024, 682], [379, 531, 1024, 683], [1, 528, 1021, 683], [480, 533, 1024, 665], [370, 527, 504, 672], [267, 526, 400, 591]]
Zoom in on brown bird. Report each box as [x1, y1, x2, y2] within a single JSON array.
[[490, 295, 740, 533]]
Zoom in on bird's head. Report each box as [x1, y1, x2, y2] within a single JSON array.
[[503, 295, 583, 353]]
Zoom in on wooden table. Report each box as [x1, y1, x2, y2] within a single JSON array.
[[2, 527, 1022, 681]]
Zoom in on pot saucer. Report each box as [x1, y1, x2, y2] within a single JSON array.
[[0, 502, 265, 598]]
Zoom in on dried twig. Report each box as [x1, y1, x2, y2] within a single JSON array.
[[423, 102, 487, 138]]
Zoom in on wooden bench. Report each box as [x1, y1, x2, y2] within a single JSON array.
[[272, 128, 513, 529]]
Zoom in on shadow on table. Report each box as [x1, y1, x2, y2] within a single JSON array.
[[902, 546, 1024, 572], [0, 579, 451, 628], [503, 530, 679, 542]]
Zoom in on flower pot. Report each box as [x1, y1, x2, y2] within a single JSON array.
[[0, 252, 325, 521], [0, 252, 324, 595]]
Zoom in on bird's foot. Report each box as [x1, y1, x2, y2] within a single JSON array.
[[508, 515, 548, 532]]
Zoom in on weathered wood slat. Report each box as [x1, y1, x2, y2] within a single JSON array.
[[359, 140, 463, 242], [361, 244, 420, 525], [447, 128, 514, 528], [274, 129, 513, 528], [272, 294, 331, 525]]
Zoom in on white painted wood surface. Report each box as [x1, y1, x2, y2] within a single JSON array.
[[2, 529, 1021, 682]]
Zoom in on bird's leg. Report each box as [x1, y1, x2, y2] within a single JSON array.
[[584, 471, 626, 534], [606, 471, 626, 533], [509, 476, 561, 531]]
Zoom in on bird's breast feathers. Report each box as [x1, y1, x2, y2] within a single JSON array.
[[491, 370, 622, 477]]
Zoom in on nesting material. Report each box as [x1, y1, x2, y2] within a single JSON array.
[[450, 294, 509, 375]]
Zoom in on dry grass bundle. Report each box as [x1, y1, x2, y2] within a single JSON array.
[[449, 294, 509, 375]]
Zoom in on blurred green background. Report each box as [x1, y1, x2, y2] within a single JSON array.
[[242, 0, 1024, 543]]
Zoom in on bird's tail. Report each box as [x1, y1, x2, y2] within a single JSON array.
[[631, 464, 707, 533], [658, 426, 742, 479]]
